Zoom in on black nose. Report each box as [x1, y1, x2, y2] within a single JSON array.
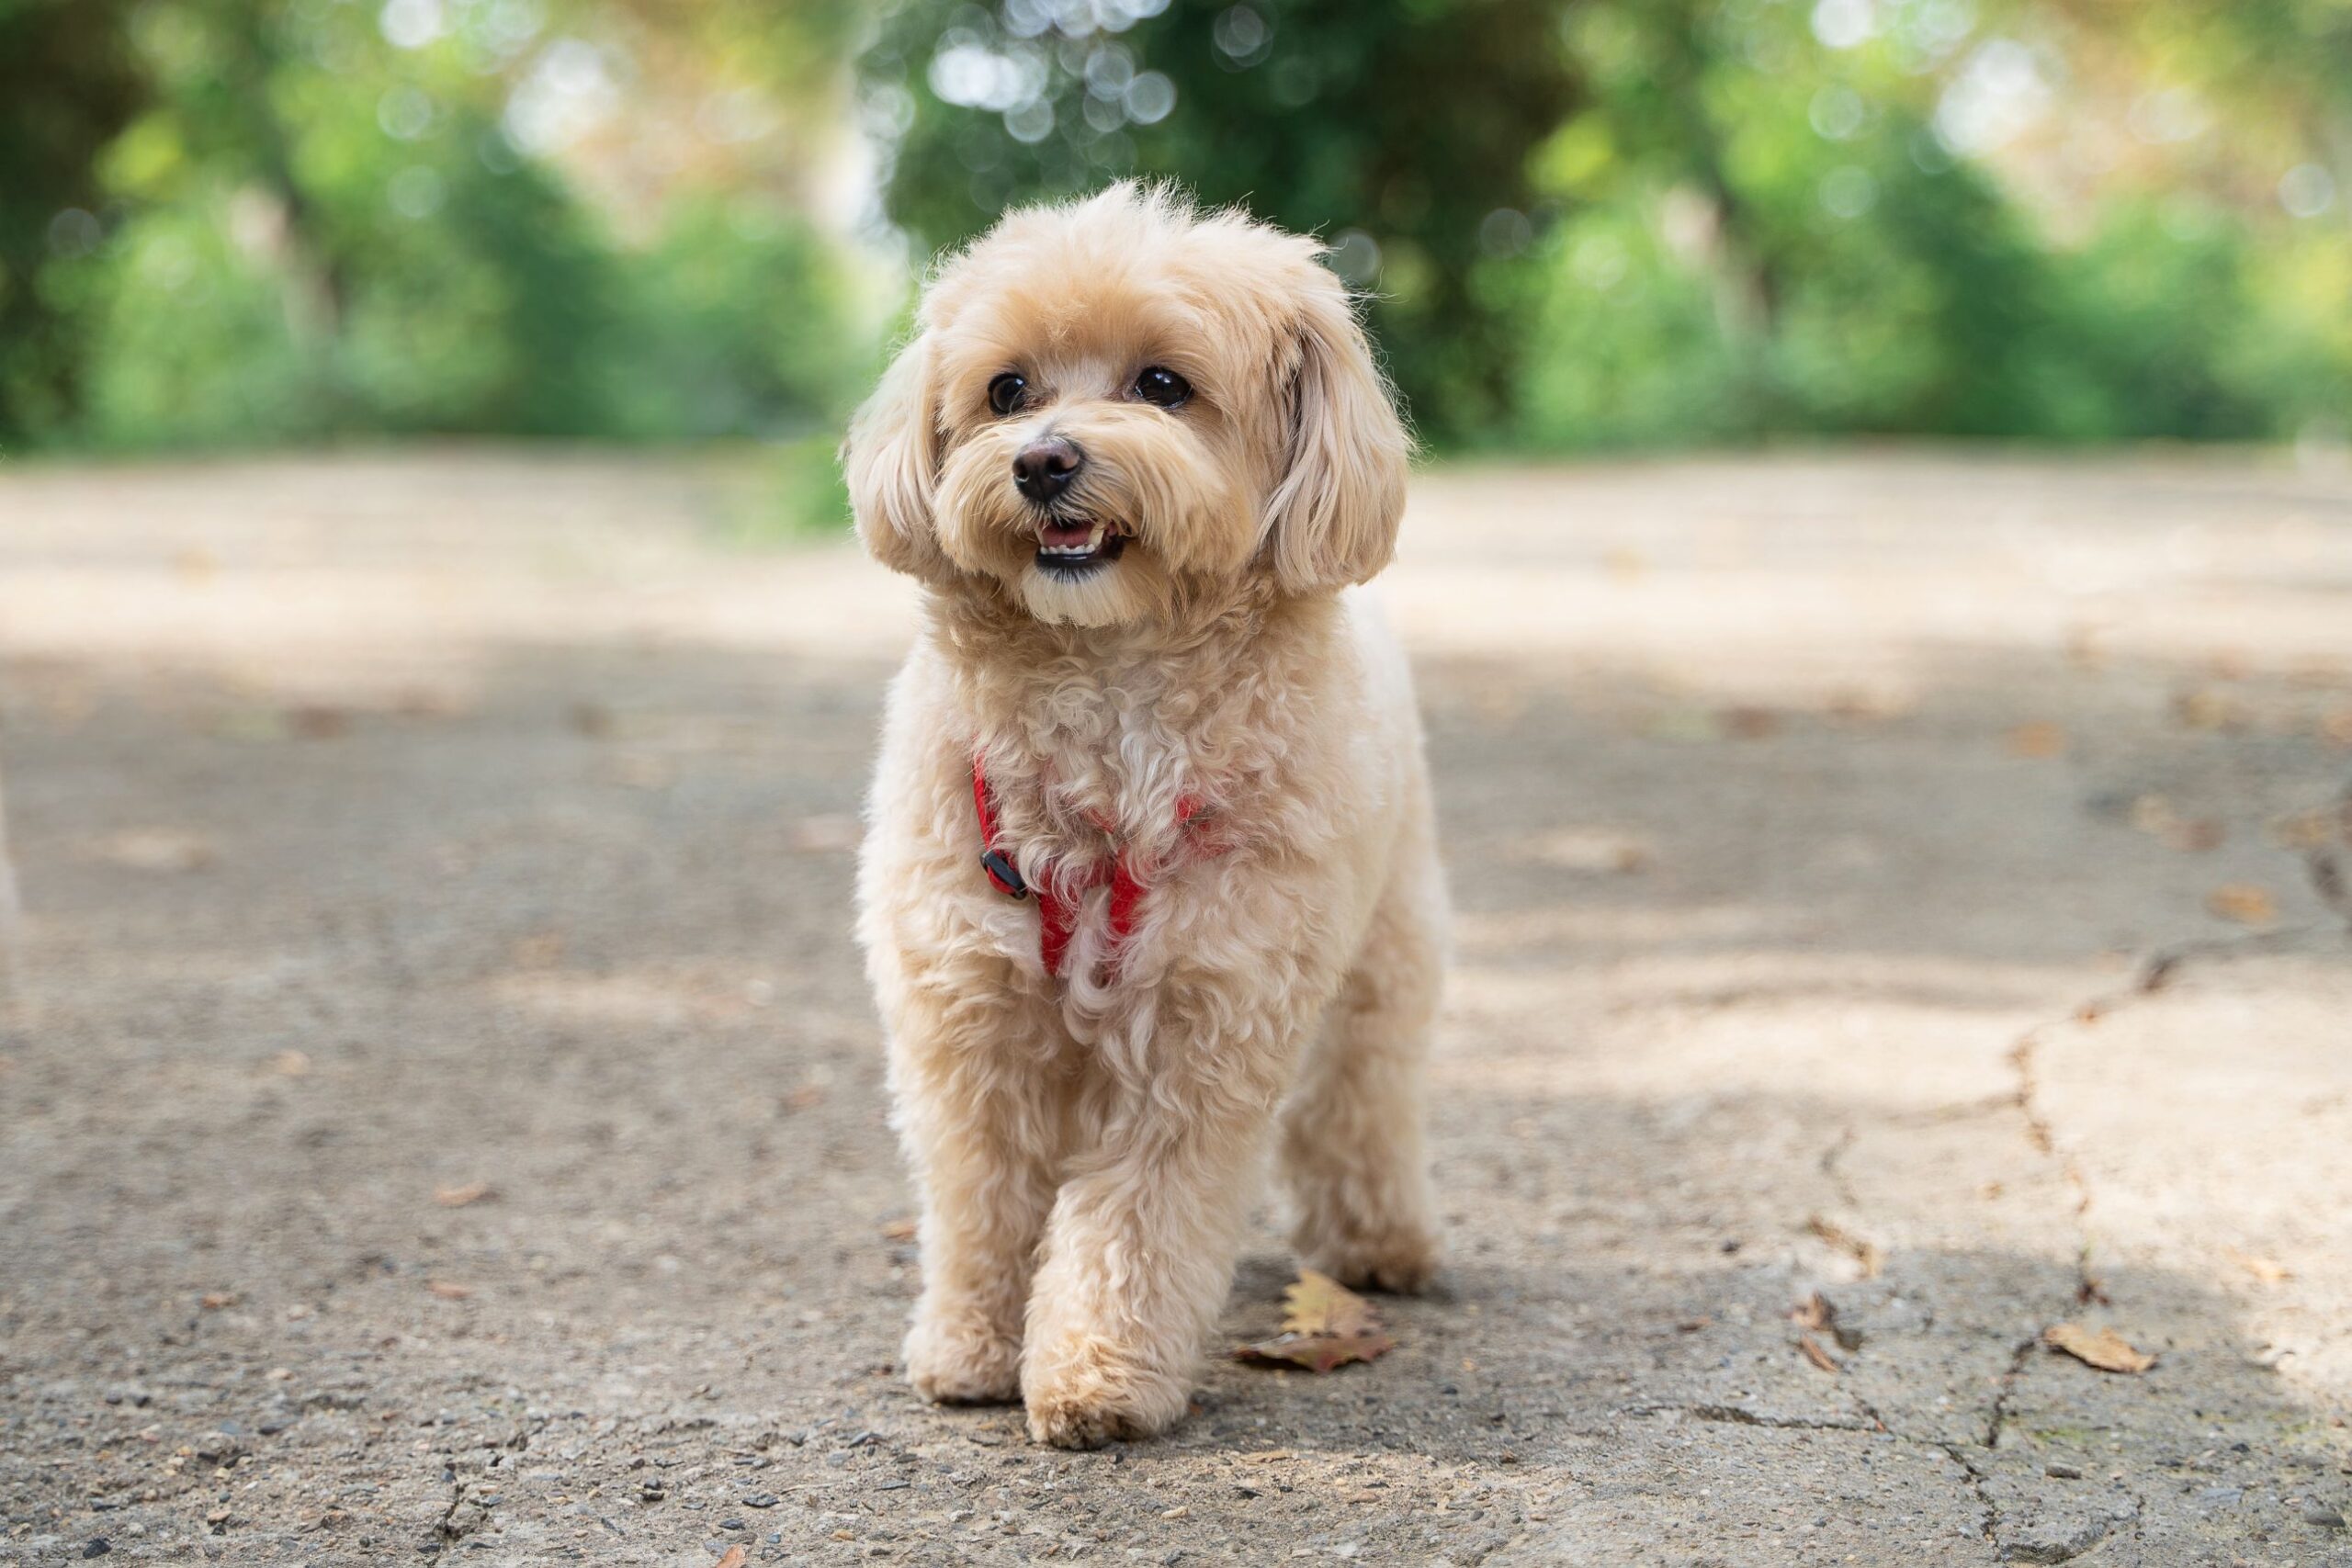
[[1012, 436, 1082, 503]]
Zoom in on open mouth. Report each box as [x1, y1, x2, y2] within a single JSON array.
[[1034, 518, 1130, 576]]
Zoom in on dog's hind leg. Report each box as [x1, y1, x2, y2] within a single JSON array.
[[1278, 835, 1445, 1293]]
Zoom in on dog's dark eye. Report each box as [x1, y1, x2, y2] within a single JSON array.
[[1133, 366, 1191, 409], [988, 372, 1029, 417]]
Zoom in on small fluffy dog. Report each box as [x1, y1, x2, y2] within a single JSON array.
[[845, 184, 1446, 1450]]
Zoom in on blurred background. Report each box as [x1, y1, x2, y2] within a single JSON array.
[[5, 0, 2349, 512]]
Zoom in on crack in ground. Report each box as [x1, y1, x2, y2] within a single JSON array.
[[1617, 1401, 1878, 1434]]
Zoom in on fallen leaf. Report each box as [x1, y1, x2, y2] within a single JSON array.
[[435, 1181, 493, 1208], [790, 814, 862, 853], [1791, 1291, 1864, 1351], [715, 1548, 749, 1568], [1826, 687, 1914, 722], [2006, 722, 2067, 759], [608, 753, 673, 790], [510, 931, 565, 969], [288, 705, 349, 739], [1806, 1215, 1886, 1278], [2044, 1323, 2155, 1374], [879, 1217, 918, 1242], [2172, 689, 2245, 732], [2268, 809, 2339, 852], [2206, 884, 2278, 926], [2128, 795, 2222, 852], [199, 1292, 238, 1311], [2227, 1248, 2291, 1286], [95, 829, 216, 874], [1797, 1333, 1841, 1373], [1532, 828, 1652, 875], [1235, 1269, 1396, 1374], [426, 1280, 473, 1301]]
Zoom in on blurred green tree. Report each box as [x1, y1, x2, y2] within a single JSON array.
[[861, 0, 1579, 442], [0, 0, 147, 445]]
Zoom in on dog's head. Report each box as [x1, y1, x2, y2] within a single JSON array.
[[842, 184, 1410, 626]]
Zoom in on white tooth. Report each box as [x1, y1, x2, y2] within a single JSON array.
[[1085, 524, 1106, 548]]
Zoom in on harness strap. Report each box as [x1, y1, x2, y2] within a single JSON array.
[[972, 754, 1217, 979]]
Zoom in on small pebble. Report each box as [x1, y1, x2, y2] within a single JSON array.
[[82, 1542, 110, 1561], [2045, 1463, 2083, 1480], [2306, 1508, 2346, 1529], [742, 1495, 778, 1509], [721, 1518, 744, 1530]]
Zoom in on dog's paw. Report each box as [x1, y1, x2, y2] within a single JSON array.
[[903, 1313, 1022, 1405], [1308, 1228, 1442, 1295], [1021, 1337, 1190, 1450]]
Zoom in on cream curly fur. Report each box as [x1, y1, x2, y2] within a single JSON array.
[[845, 184, 1446, 1450]]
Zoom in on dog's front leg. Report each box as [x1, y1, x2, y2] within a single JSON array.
[[889, 976, 1068, 1406], [1019, 978, 1311, 1449]]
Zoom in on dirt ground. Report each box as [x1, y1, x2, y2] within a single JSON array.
[[2, 446, 2349, 1567]]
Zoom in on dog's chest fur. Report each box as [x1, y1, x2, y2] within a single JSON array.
[[934, 585, 1338, 874]]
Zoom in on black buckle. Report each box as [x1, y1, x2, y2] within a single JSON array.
[[979, 849, 1028, 899]]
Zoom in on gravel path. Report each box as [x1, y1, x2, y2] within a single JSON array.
[[2, 446, 2348, 1565]]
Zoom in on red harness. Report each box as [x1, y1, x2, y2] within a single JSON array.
[[971, 756, 1222, 978]]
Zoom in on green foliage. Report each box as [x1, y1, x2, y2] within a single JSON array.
[[602, 200, 870, 442], [1, 0, 876, 452], [0, 0, 147, 445], [3, 0, 2347, 458], [862, 0, 1577, 442]]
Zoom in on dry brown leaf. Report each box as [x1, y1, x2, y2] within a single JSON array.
[[2206, 883, 2278, 927], [1532, 828, 1652, 875], [714, 1547, 749, 1568], [510, 931, 565, 969], [1791, 1291, 1863, 1351], [2228, 1248, 2292, 1286], [96, 829, 217, 874], [879, 1217, 918, 1242], [2269, 809, 2338, 852], [2006, 721, 2067, 759], [2128, 795, 2222, 852], [789, 814, 862, 853], [426, 1280, 473, 1301], [199, 1292, 238, 1311], [1235, 1269, 1396, 1374], [2044, 1323, 2155, 1374], [435, 1181, 493, 1209], [1797, 1333, 1841, 1373], [288, 705, 349, 740], [1806, 1215, 1886, 1278], [2172, 689, 2245, 732]]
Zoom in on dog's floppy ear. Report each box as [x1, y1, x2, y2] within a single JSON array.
[[842, 333, 955, 581], [1261, 275, 1411, 594]]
